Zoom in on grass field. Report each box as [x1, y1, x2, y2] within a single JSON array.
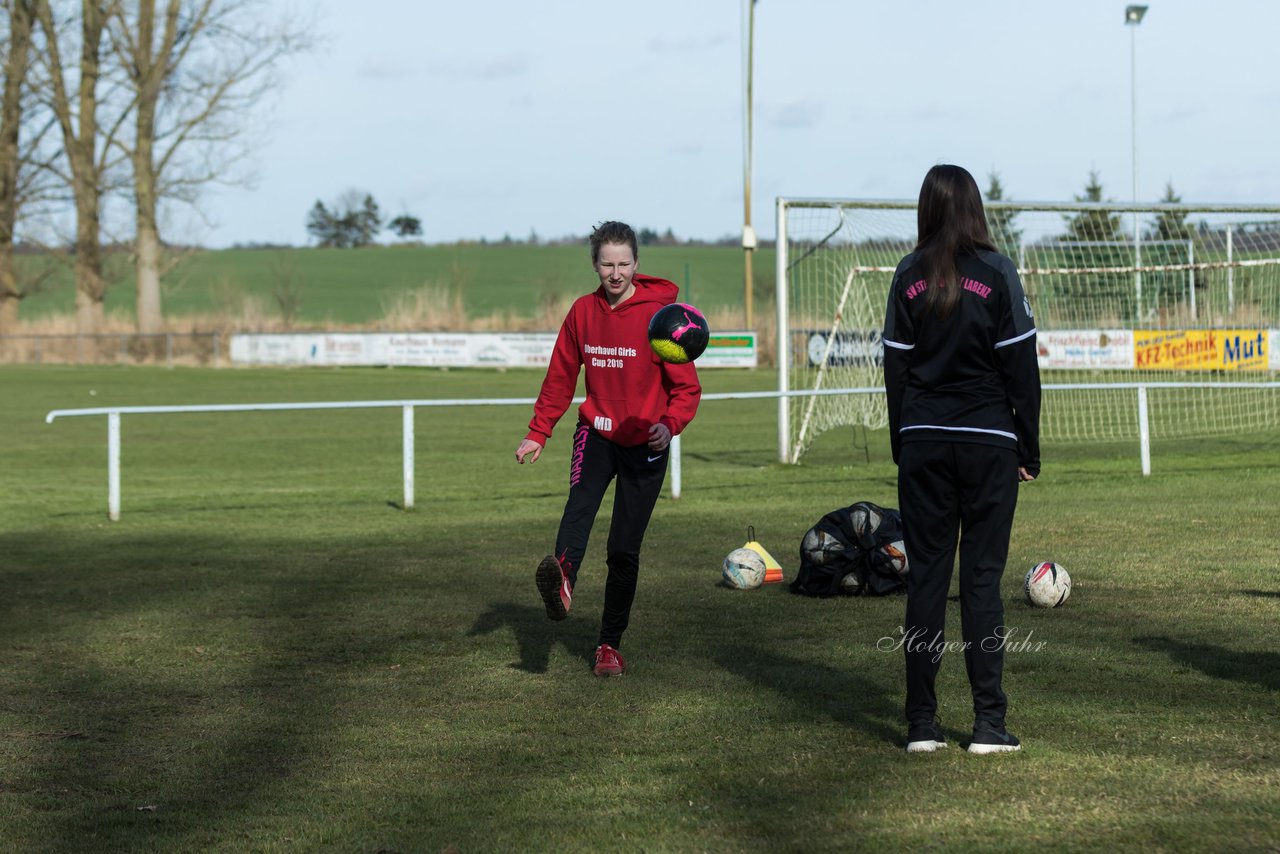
[[2, 365, 1279, 851], [15, 244, 775, 326]]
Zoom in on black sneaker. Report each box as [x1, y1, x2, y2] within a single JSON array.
[[968, 720, 1021, 754], [905, 719, 947, 753]]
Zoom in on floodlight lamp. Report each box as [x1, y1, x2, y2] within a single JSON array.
[[1125, 5, 1148, 25]]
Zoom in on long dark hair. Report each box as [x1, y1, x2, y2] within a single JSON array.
[[915, 164, 996, 319]]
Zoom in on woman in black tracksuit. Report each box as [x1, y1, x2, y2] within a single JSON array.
[[882, 164, 1041, 755]]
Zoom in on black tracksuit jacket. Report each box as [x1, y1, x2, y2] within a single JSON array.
[[882, 249, 1041, 475]]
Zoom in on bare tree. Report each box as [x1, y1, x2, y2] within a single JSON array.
[[0, 1, 34, 331], [107, 0, 310, 333], [33, 0, 129, 334], [2, 4, 63, 321]]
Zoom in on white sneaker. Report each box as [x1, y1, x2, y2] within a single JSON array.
[[905, 720, 948, 753], [967, 721, 1021, 754]]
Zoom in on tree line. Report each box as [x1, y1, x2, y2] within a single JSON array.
[[0, 0, 310, 334], [984, 168, 1194, 254], [984, 169, 1205, 320], [299, 209, 754, 252], [305, 191, 421, 249]]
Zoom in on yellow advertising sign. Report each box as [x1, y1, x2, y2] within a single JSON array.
[[1133, 329, 1267, 371]]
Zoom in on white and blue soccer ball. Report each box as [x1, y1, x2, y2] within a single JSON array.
[[1024, 561, 1072, 608], [801, 527, 847, 565], [722, 548, 767, 590]]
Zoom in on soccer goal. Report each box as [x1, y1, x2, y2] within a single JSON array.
[[775, 198, 1280, 464]]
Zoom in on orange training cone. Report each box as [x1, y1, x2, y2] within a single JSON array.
[[742, 527, 784, 583]]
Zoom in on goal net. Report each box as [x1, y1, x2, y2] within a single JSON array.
[[776, 198, 1280, 463]]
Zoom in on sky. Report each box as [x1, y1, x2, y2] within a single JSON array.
[[190, 0, 1280, 248]]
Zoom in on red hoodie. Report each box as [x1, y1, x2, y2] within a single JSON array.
[[525, 274, 702, 448]]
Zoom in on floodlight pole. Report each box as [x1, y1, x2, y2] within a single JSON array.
[[742, 0, 758, 328], [1127, 5, 1147, 319]]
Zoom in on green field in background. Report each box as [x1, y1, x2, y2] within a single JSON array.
[[14, 238, 1277, 329], [17, 244, 775, 325], [2, 365, 1278, 851]]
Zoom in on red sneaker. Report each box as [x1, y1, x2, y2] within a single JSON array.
[[593, 644, 626, 677], [536, 554, 572, 621]]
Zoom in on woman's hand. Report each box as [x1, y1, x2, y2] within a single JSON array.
[[648, 422, 671, 451], [515, 438, 543, 464]]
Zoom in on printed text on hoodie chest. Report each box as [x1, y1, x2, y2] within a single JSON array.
[[584, 342, 638, 369]]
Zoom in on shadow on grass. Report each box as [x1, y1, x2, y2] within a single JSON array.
[[0, 529, 430, 850], [11, 525, 907, 847], [468, 601, 598, 673], [683, 445, 777, 467], [48, 496, 408, 519], [1133, 635, 1280, 692], [21, 517, 1278, 849], [1238, 589, 1280, 599], [715, 646, 902, 747]]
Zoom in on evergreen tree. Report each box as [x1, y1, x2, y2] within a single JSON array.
[[984, 171, 1022, 258], [354, 195, 382, 247], [1061, 170, 1133, 319], [1147, 182, 1198, 312], [388, 214, 423, 238], [1065, 169, 1124, 242], [304, 192, 383, 248], [1152, 182, 1193, 241], [306, 201, 345, 247]]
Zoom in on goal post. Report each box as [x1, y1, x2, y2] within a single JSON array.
[[776, 197, 1280, 464]]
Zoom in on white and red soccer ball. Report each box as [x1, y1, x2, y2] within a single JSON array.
[[1024, 561, 1072, 608]]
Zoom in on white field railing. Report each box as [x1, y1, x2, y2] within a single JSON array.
[[44, 392, 784, 521], [45, 383, 1280, 520]]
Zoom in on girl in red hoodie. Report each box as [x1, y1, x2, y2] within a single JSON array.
[[514, 221, 701, 676]]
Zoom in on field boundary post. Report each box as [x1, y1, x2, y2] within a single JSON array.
[[403, 405, 415, 509], [108, 412, 121, 521], [670, 433, 682, 499], [1138, 385, 1151, 476]]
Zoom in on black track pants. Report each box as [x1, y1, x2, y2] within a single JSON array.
[[555, 424, 668, 648], [897, 441, 1019, 726]]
